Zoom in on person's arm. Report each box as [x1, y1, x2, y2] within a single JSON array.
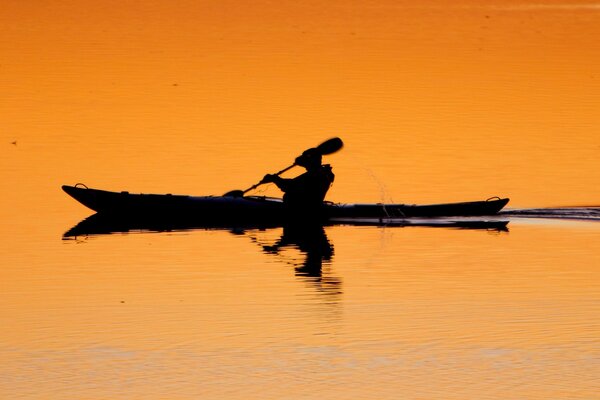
[[262, 174, 292, 192]]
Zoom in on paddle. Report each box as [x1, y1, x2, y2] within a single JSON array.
[[224, 137, 343, 197]]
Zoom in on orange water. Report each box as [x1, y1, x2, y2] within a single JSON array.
[[1, 1, 599, 398]]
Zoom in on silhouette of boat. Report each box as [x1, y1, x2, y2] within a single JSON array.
[[62, 184, 509, 223], [63, 213, 508, 237], [62, 185, 509, 238]]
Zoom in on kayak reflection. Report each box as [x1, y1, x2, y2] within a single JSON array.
[[63, 214, 509, 238], [63, 215, 508, 297], [63, 214, 345, 295]]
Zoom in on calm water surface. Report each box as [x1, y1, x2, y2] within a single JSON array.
[[2, 1, 600, 399], [2, 213, 599, 399]]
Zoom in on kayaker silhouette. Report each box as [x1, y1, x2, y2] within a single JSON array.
[[261, 147, 335, 216], [224, 138, 343, 217]]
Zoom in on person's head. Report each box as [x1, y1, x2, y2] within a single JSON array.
[[295, 148, 322, 170]]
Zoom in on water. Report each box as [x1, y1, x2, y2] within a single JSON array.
[[3, 216, 599, 398], [2, 1, 599, 399]]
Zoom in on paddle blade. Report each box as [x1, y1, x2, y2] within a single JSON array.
[[315, 137, 343, 155]]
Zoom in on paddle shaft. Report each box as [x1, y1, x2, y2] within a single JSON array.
[[241, 163, 295, 195]]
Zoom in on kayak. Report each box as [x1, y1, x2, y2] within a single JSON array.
[[62, 184, 510, 221]]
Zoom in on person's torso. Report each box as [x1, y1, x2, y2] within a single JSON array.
[[282, 165, 334, 210]]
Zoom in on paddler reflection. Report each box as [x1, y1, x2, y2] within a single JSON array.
[[63, 214, 342, 294], [256, 223, 342, 295]]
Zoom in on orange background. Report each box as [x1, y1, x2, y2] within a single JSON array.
[[1, 2, 599, 398]]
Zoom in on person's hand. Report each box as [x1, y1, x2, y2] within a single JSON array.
[[261, 174, 278, 184]]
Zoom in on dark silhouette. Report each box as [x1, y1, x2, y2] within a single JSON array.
[[63, 184, 510, 220], [62, 214, 509, 238], [260, 223, 341, 295], [262, 148, 335, 217], [62, 216, 508, 298], [263, 223, 334, 277], [223, 137, 343, 199]]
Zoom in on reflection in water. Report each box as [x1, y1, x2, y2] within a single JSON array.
[[259, 223, 342, 296], [64, 214, 344, 296], [63, 213, 509, 238], [63, 214, 509, 298]]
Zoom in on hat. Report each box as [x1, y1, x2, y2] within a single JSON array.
[[295, 148, 322, 165]]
